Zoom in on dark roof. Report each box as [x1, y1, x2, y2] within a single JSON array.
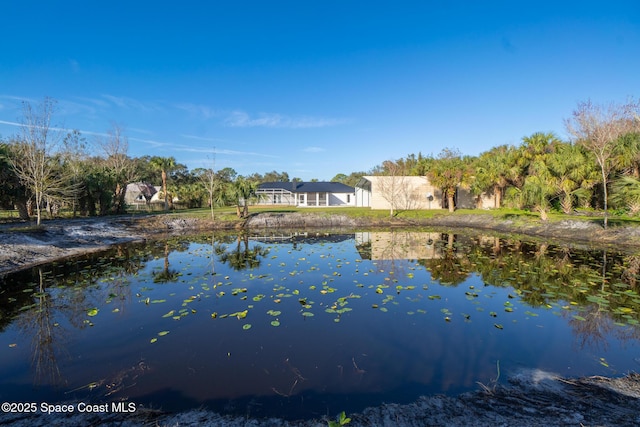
[[258, 181, 355, 193]]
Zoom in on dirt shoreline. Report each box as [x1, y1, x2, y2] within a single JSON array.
[[1, 370, 639, 426], [0, 217, 147, 276], [1, 212, 639, 426]]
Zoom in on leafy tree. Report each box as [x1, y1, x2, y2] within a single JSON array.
[[0, 141, 29, 218], [332, 171, 366, 187], [331, 173, 348, 183], [78, 157, 115, 216], [175, 182, 206, 209], [263, 170, 290, 182]]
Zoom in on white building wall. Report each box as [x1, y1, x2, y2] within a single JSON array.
[[329, 192, 355, 206], [356, 176, 497, 210], [365, 176, 443, 210]]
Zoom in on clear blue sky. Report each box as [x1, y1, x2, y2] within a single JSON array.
[[1, 1, 638, 181]]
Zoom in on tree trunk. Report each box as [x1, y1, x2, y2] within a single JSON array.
[[561, 192, 573, 214], [162, 170, 168, 211], [538, 206, 548, 221], [494, 184, 502, 209], [35, 190, 42, 226], [601, 166, 608, 229], [447, 193, 455, 213], [15, 200, 29, 220]]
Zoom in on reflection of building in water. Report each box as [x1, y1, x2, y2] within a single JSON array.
[[250, 232, 354, 245], [355, 231, 448, 260]]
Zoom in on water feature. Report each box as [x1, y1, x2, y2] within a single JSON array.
[[1, 230, 639, 420]]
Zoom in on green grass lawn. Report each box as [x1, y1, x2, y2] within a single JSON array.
[[3, 204, 640, 227]]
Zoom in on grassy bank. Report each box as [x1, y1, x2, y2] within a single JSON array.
[[128, 205, 640, 228]]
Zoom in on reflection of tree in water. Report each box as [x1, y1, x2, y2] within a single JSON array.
[[419, 233, 471, 286], [152, 240, 190, 283], [463, 236, 640, 348], [7, 244, 158, 388], [214, 234, 270, 271], [622, 255, 640, 288], [375, 231, 414, 278], [17, 267, 65, 387], [567, 304, 614, 351]]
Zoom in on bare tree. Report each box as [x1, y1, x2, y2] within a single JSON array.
[[100, 123, 135, 213], [198, 154, 226, 220], [565, 99, 640, 228], [8, 97, 66, 225], [375, 161, 415, 217], [61, 129, 88, 217]]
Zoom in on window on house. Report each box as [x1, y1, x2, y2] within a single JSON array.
[[347, 194, 351, 203]]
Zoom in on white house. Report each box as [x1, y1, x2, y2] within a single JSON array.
[[256, 182, 355, 207], [124, 182, 161, 207]]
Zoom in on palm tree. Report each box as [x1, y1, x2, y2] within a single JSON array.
[[520, 132, 560, 164], [473, 145, 515, 209], [611, 176, 640, 214], [427, 148, 471, 212], [215, 234, 270, 271], [615, 132, 640, 178], [547, 143, 599, 213], [230, 176, 259, 218], [150, 156, 177, 211], [152, 242, 180, 283], [522, 162, 556, 221]]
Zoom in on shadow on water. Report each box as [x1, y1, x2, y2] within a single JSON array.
[[130, 381, 457, 421]]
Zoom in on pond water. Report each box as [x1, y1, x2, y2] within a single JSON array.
[[1, 230, 640, 420]]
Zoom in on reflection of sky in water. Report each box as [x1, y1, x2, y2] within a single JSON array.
[[0, 233, 639, 419]]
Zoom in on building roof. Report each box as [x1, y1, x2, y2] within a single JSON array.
[[258, 181, 355, 193]]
